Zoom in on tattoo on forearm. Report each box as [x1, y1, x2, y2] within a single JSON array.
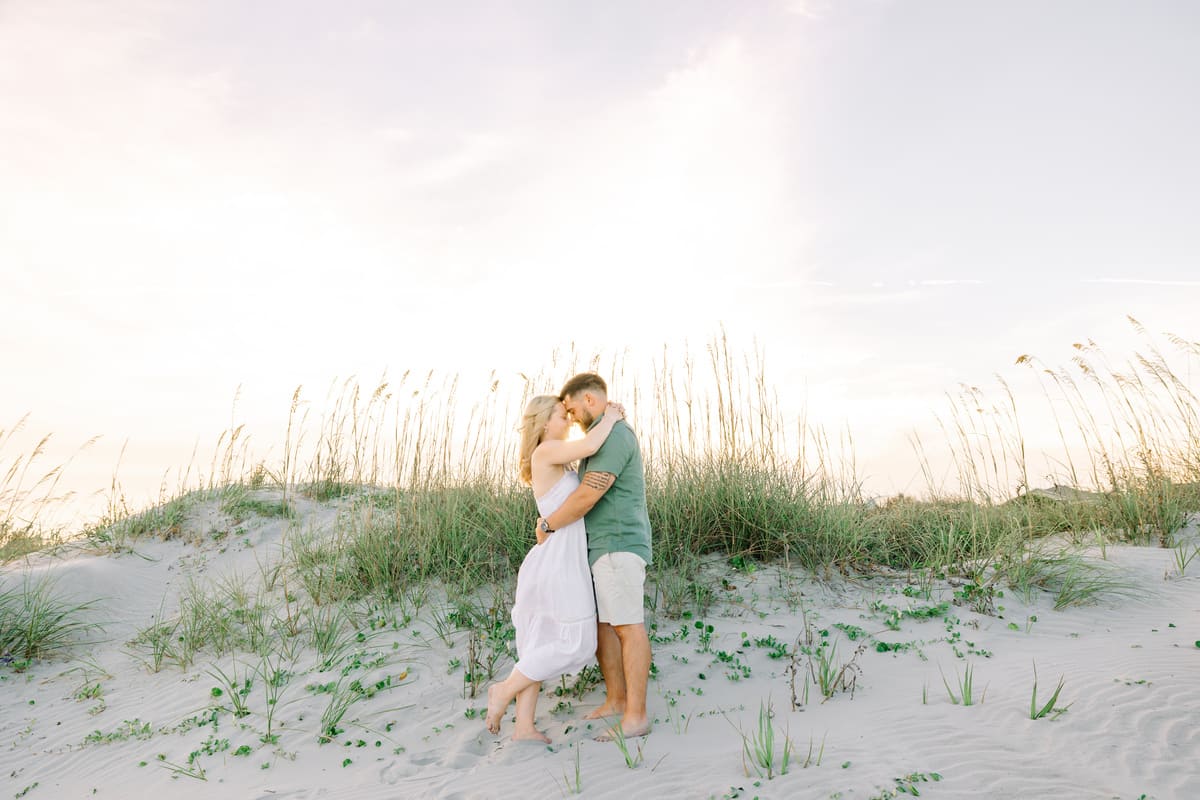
[[584, 472, 616, 491]]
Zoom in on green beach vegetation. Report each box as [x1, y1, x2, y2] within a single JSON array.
[[2, 321, 1199, 669]]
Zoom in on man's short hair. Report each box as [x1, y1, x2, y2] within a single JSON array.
[[559, 372, 608, 400]]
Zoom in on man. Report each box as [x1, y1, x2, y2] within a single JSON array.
[[535, 372, 653, 740]]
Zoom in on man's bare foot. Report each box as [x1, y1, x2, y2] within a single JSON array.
[[593, 719, 652, 742], [512, 728, 551, 744], [485, 685, 506, 735], [584, 701, 624, 720]]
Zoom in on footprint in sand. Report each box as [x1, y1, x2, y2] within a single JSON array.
[[379, 757, 420, 783], [407, 749, 440, 767], [442, 732, 492, 769]]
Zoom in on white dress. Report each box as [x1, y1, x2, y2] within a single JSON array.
[[510, 470, 598, 682]]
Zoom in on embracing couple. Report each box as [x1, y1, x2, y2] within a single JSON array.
[[485, 372, 653, 744]]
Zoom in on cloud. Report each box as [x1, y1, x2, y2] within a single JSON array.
[[401, 132, 514, 188], [327, 17, 382, 42], [1082, 278, 1200, 287], [745, 280, 836, 289], [779, 0, 829, 20], [805, 288, 925, 308], [458, 37, 810, 296]]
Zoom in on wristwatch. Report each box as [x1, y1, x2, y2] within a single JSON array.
[[538, 519, 555, 535]]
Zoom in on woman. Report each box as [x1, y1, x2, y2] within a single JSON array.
[[484, 394, 624, 742]]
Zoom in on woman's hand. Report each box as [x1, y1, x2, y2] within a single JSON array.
[[606, 401, 626, 421]]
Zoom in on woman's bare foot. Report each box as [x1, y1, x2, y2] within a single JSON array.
[[485, 685, 507, 734], [594, 719, 652, 742], [584, 701, 624, 720], [512, 727, 551, 744]]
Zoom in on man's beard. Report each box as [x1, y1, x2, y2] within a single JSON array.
[[575, 408, 595, 428]]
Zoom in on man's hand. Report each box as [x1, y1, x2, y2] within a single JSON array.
[[535, 517, 549, 545]]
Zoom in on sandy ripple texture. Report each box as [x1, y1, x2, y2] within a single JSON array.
[[2, 499, 1197, 799]]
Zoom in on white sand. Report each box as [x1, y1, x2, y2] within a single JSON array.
[[2, 497, 1197, 799]]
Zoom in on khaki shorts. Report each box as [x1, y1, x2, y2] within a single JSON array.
[[592, 552, 646, 626]]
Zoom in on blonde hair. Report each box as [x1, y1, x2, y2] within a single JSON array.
[[518, 395, 560, 485]]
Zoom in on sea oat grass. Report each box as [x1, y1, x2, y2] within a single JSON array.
[[939, 662, 984, 706], [219, 487, 295, 523], [1, 415, 95, 560], [1001, 550, 1137, 610], [284, 480, 536, 604], [9, 327, 1200, 615], [1171, 536, 1200, 576], [389, 480, 533, 589], [555, 742, 584, 795], [284, 528, 358, 606], [728, 699, 796, 780], [131, 578, 284, 670], [0, 531, 52, 562], [208, 661, 254, 718], [0, 575, 102, 664], [607, 722, 646, 769], [1029, 661, 1070, 720], [86, 494, 192, 550], [646, 457, 822, 563]]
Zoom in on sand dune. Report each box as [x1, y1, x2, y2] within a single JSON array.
[[2, 497, 1197, 799]]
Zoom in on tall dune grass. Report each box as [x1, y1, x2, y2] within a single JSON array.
[[932, 316, 1200, 543], [0, 575, 101, 665], [4, 324, 1200, 607], [0, 415, 100, 560]]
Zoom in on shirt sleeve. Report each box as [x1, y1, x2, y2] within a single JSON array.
[[582, 422, 634, 478]]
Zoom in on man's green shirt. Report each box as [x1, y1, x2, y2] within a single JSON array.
[[581, 416, 653, 567]]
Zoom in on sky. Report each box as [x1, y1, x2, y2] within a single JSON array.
[[2, 0, 1199, 525]]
